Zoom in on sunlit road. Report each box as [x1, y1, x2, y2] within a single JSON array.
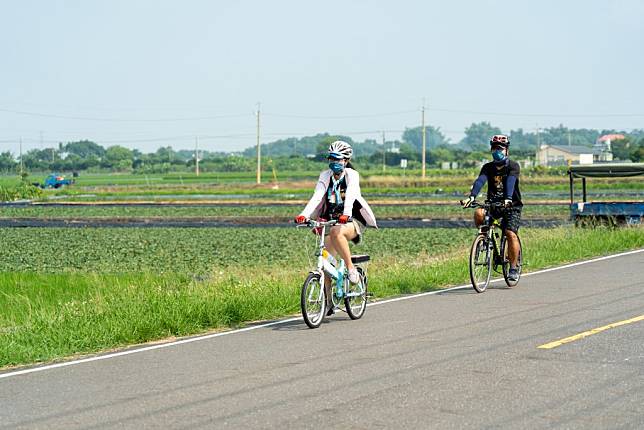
[[2, 250, 643, 429]]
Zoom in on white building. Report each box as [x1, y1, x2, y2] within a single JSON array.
[[536, 144, 594, 166]]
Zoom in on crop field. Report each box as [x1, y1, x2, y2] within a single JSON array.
[[0, 203, 570, 219], [5, 171, 643, 204], [0, 224, 642, 368], [0, 227, 475, 273]]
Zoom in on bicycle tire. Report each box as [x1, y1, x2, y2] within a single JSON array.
[[345, 266, 367, 320], [470, 233, 492, 293], [502, 235, 523, 288], [301, 273, 326, 329]]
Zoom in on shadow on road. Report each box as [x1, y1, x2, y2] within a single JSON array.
[[436, 284, 512, 295], [269, 314, 353, 331], [269, 319, 309, 331]]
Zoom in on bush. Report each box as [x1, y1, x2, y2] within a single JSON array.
[[0, 182, 42, 202]]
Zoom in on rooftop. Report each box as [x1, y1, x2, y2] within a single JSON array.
[[543, 144, 594, 155]]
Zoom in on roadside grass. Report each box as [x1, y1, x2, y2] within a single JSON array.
[[0, 226, 642, 368]]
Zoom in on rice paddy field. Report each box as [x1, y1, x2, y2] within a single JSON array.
[[0, 169, 642, 369], [4, 169, 644, 203]]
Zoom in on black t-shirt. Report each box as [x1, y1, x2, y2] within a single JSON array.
[[478, 159, 523, 207], [323, 176, 347, 220]]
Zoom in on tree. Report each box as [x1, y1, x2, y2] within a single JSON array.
[[64, 140, 106, 159], [611, 137, 632, 160], [314, 135, 354, 161], [402, 126, 449, 153], [0, 152, 16, 173], [154, 146, 177, 164], [104, 146, 133, 170], [630, 138, 644, 162], [428, 146, 456, 165], [460, 122, 502, 151], [22, 149, 52, 171]]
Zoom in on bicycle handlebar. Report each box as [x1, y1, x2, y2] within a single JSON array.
[[295, 219, 339, 228], [460, 200, 508, 210]]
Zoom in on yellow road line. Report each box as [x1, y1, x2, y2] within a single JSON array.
[[538, 314, 644, 349]]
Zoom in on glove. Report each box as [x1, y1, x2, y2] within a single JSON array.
[[503, 199, 513, 208], [462, 196, 475, 208], [295, 215, 307, 224], [338, 214, 351, 224]]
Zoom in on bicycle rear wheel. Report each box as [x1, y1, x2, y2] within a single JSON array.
[[301, 273, 326, 328], [502, 235, 523, 287], [345, 266, 367, 320], [470, 234, 492, 293]]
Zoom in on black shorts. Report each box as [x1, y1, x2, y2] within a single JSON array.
[[491, 206, 522, 233]]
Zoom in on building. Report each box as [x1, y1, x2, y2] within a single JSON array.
[[536, 144, 594, 166], [593, 134, 623, 162]]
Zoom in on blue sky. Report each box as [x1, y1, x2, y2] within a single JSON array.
[[1, 0, 643, 154]]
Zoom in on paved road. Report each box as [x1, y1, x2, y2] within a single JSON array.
[[2, 250, 643, 429]]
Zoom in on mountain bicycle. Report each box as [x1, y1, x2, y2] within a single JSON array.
[[461, 200, 523, 293], [296, 219, 369, 329]]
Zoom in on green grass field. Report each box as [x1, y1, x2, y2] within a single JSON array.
[[0, 225, 642, 368], [3, 170, 643, 203]]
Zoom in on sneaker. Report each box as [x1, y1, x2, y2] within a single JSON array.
[[348, 268, 360, 284], [508, 268, 519, 282], [326, 304, 335, 316]]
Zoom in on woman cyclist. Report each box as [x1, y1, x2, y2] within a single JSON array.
[[295, 140, 378, 287]]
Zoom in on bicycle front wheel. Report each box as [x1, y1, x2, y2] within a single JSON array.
[[301, 273, 326, 329], [345, 266, 367, 320], [470, 234, 492, 293]]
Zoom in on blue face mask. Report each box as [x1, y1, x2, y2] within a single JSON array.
[[492, 150, 507, 162], [329, 161, 345, 174]]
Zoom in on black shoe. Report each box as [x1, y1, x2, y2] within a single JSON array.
[[508, 268, 519, 282], [326, 304, 335, 316]]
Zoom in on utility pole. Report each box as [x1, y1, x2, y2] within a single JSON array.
[[19, 137, 23, 177], [568, 130, 572, 147], [421, 100, 427, 179], [382, 130, 386, 173], [194, 136, 200, 176], [256, 102, 261, 184], [41, 131, 54, 163]]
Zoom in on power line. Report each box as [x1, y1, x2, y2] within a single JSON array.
[[0, 107, 252, 122], [426, 107, 644, 118], [263, 110, 418, 119]]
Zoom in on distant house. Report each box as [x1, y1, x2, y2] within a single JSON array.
[[594, 134, 622, 162], [536, 144, 594, 166]]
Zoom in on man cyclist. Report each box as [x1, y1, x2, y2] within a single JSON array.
[[462, 134, 522, 282]]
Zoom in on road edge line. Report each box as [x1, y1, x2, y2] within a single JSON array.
[[1, 247, 642, 380]]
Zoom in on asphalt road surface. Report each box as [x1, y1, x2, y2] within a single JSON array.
[[1, 249, 643, 429]]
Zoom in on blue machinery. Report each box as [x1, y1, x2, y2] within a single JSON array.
[[568, 163, 644, 225]]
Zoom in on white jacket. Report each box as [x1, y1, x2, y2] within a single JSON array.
[[299, 168, 378, 228]]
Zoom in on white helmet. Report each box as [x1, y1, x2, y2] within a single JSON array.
[[328, 140, 353, 159]]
